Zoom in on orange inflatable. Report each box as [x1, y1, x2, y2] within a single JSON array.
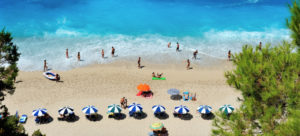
[[137, 84, 150, 92]]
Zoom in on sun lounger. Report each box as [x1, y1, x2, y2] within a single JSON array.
[[35, 117, 40, 123], [19, 115, 27, 123]]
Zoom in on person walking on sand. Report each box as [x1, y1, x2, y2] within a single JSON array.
[[186, 59, 190, 70], [228, 50, 231, 61], [176, 42, 180, 52], [138, 57, 141, 68], [101, 49, 104, 58], [167, 42, 171, 48], [111, 46, 115, 57], [55, 74, 60, 82], [66, 48, 69, 58], [43, 60, 47, 72], [193, 50, 198, 59], [77, 52, 80, 61]]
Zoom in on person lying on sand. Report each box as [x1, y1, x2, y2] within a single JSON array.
[[157, 73, 163, 78], [152, 72, 156, 78], [120, 97, 127, 109]]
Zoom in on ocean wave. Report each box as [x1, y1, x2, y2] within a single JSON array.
[[15, 29, 290, 71]]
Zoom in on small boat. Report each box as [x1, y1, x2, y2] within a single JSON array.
[[43, 71, 56, 80]]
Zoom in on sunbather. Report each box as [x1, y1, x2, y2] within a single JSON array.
[[157, 73, 163, 78], [152, 72, 156, 78]]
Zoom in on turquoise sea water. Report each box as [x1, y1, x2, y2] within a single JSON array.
[[0, 0, 291, 70]]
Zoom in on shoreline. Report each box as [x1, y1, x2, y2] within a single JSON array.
[[3, 58, 241, 136]]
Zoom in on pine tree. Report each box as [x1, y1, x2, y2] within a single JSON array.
[[287, 0, 300, 49]]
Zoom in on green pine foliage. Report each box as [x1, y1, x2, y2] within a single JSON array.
[[0, 116, 27, 136], [32, 129, 46, 136], [212, 42, 300, 135], [0, 28, 20, 90], [287, 0, 300, 49]]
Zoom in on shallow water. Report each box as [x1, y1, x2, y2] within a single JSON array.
[[0, 0, 291, 71]]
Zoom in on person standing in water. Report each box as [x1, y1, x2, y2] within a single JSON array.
[[101, 49, 104, 58], [228, 50, 231, 61], [259, 42, 262, 50], [193, 50, 198, 59], [111, 46, 115, 57], [138, 57, 141, 68], [186, 59, 190, 70], [167, 42, 171, 48], [77, 52, 80, 61], [43, 60, 47, 72], [176, 42, 180, 52], [66, 48, 69, 58]]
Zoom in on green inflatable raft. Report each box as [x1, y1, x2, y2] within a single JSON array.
[[152, 77, 166, 80]]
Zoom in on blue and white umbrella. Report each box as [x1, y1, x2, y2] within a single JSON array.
[[58, 106, 74, 115], [82, 105, 98, 115], [108, 104, 122, 113], [219, 104, 234, 114], [128, 103, 143, 112], [32, 108, 47, 117], [174, 105, 189, 114], [197, 105, 212, 114], [152, 105, 166, 113]]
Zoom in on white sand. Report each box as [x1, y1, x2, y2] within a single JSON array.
[[3, 59, 241, 136]]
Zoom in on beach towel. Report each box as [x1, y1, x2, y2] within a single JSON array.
[[136, 91, 142, 96]]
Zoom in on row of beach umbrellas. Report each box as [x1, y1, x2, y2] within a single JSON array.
[[32, 104, 234, 117]]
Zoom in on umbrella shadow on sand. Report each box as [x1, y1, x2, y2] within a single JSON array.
[[112, 113, 127, 120], [66, 115, 80, 122], [133, 112, 147, 120], [155, 112, 169, 120], [86, 114, 103, 122], [180, 113, 193, 120], [201, 113, 215, 120]]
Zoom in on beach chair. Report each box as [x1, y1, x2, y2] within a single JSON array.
[[183, 91, 189, 101], [35, 117, 40, 124], [108, 112, 114, 118], [129, 111, 134, 117], [19, 115, 27, 123]]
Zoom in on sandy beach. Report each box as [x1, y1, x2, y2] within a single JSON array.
[[3, 57, 241, 136]]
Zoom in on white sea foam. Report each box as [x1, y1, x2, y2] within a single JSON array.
[[15, 29, 291, 71]]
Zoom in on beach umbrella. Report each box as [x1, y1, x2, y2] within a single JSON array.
[[174, 105, 189, 114], [219, 104, 234, 114], [167, 88, 180, 95], [32, 108, 47, 117], [82, 105, 98, 115], [137, 84, 150, 92], [150, 122, 164, 131], [58, 106, 74, 115], [108, 104, 122, 113], [152, 105, 166, 113], [128, 103, 143, 112], [197, 105, 212, 114]]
